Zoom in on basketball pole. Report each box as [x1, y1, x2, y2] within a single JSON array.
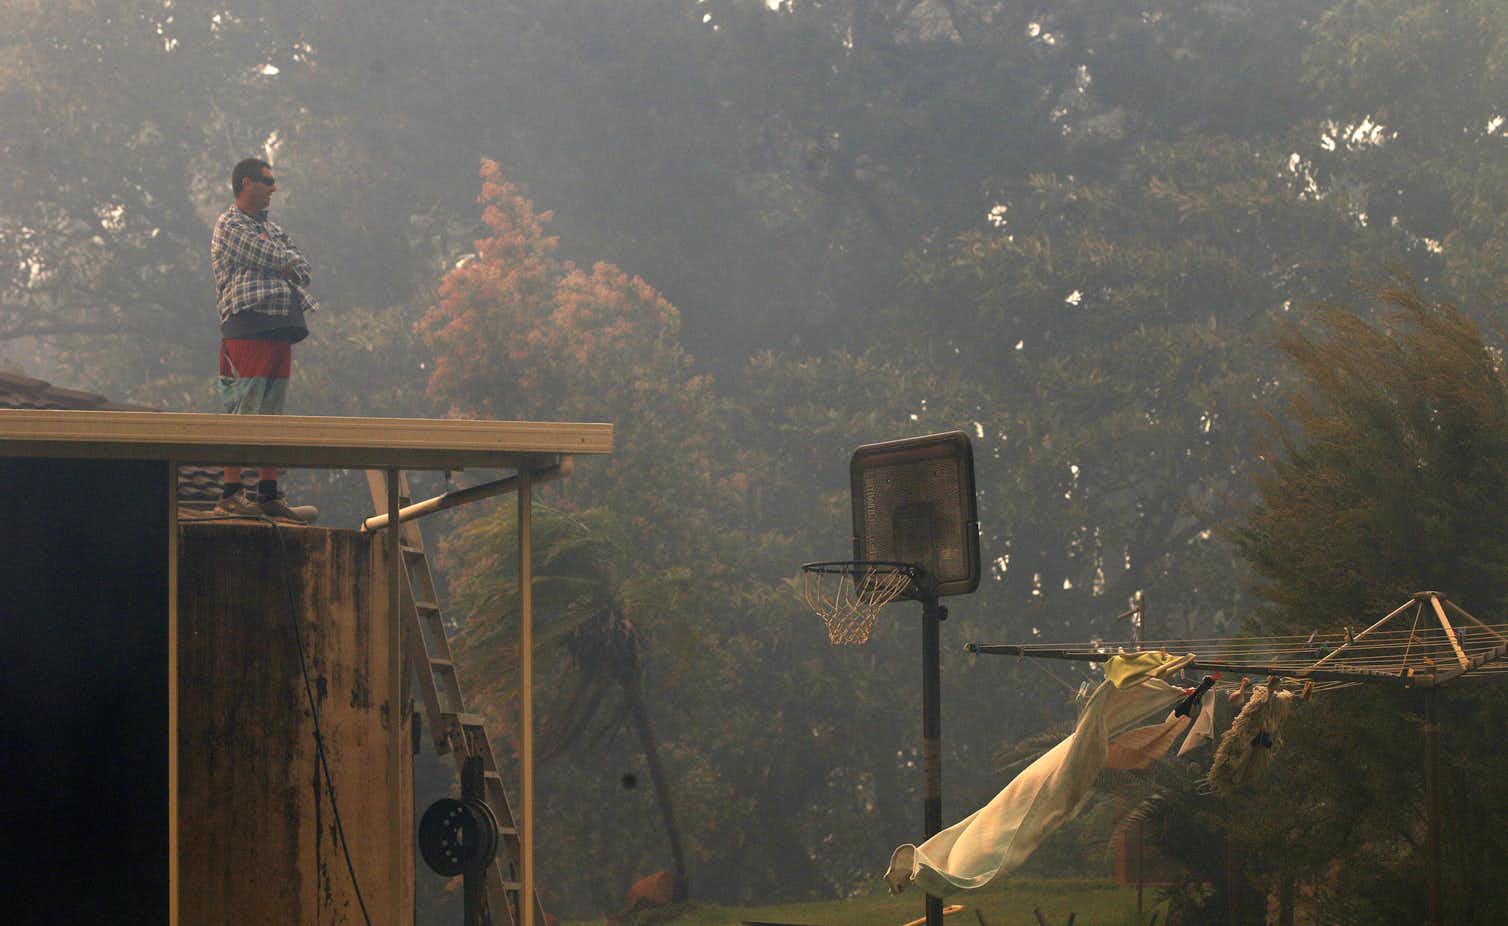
[[921, 592, 946, 926]]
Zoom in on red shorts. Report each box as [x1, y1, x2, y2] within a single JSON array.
[[219, 338, 292, 379]]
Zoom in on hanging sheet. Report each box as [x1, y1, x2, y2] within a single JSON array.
[[1105, 711, 1191, 770], [883, 652, 1192, 897]]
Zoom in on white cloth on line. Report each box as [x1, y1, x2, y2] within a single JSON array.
[[883, 656, 1188, 897], [1177, 687, 1217, 756]]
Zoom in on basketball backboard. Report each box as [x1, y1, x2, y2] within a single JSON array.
[[850, 430, 980, 599]]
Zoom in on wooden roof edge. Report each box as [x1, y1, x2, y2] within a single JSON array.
[[0, 409, 613, 469]]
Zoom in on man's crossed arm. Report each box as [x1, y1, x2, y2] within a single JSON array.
[[219, 215, 312, 286]]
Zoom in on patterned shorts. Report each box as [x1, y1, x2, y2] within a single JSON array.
[[218, 339, 292, 415]]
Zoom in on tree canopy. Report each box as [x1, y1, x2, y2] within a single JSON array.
[[5, 0, 1508, 921]]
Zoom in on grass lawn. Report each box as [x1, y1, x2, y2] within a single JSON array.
[[565, 878, 1170, 926]]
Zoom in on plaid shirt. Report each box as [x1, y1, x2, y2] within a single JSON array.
[[211, 207, 318, 325]]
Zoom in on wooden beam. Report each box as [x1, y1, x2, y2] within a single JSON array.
[[963, 644, 1419, 685], [0, 409, 612, 470], [1425, 640, 1508, 686], [1444, 599, 1508, 644], [1428, 595, 1471, 671], [519, 468, 535, 926], [1304, 598, 1417, 672], [385, 469, 407, 922], [360, 459, 572, 532], [168, 460, 180, 926]]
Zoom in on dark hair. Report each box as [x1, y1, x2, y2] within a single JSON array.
[[231, 158, 271, 195]]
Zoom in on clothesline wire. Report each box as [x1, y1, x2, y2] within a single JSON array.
[[1009, 624, 1508, 650], [1021, 647, 1503, 667], [1021, 654, 1084, 695], [998, 647, 1500, 665], [970, 642, 1508, 685], [1060, 623, 1508, 645], [1004, 629, 1507, 658]]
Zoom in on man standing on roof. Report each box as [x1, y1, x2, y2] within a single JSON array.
[[210, 157, 318, 522]]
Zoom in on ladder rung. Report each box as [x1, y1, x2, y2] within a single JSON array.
[[369, 475, 548, 923]]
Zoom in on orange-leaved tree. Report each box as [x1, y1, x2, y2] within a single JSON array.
[[421, 160, 722, 532], [423, 160, 733, 904]]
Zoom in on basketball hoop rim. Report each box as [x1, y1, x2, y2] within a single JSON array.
[[800, 560, 925, 644], [801, 560, 923, 578]]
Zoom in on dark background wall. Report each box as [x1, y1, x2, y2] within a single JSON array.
[[0, 457, 169, 924]]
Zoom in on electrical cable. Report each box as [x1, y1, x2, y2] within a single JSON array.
[[187, 513, 375, 924], [268, 519, 375, 926]]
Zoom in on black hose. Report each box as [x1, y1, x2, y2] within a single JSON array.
[[268, 519, 375, 926], [184, 513, 377, 922]]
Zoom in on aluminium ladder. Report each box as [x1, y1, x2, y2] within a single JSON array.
[[366, 471, 547, 926]]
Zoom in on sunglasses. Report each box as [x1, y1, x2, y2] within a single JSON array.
[[251, 175, 277, 186]]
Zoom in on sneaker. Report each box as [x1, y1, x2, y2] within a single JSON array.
[[258, 491, 319, 524], [213, 492, 265, 518]]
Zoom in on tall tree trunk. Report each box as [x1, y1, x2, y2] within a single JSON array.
[[623, 678, 690, 901]]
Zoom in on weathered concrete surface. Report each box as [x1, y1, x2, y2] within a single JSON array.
[[179, 521, 412, 924]]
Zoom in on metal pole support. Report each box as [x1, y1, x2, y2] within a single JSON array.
[[921, 595, 946, 926], [462, 757, 486, 926], [1424, 687, 1441, 926]]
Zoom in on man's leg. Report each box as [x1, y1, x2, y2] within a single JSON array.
[[213, 339, 314, 521], [213, 344, 263, 516], [241, 357, 316, 523]]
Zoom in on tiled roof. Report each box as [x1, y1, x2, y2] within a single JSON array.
[[0, 369, 228, 506], [0, 369, 149, 411]]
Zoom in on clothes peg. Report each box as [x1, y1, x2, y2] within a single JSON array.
[[1345, 626, 1355, 645], [1306, 629, 1324, 657], [1175, 675, 1217, 717], [1228, 676, 1250, 704], [1299, 680, 1315, 701]]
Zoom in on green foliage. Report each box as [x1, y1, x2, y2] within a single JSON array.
[[1229, 286, 1508, 923], [1238, 285, 1508, 624], [445, 503, 700, 901], [562, 877, 1151, 926]]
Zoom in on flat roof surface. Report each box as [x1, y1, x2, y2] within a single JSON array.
[[0, 409, 613, 470]]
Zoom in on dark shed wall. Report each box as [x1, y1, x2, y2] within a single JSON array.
[[0, 456, 170, 924], [178, 521, 413, 924]]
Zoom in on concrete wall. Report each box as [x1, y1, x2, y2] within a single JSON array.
[[178, 522, 412, 924]]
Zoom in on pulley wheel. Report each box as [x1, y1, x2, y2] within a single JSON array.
[[418, 796, 500, 876]]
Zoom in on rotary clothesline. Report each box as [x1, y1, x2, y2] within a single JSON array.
[[976, 601, 1508, 685], [937, 592, 1507, 925], [1010, 627, 1508, 654], [998, 594, 1507, 662], [885, 651, 1316, 899]]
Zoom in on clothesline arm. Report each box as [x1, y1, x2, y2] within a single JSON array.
[[962, 642, 1426, 686]]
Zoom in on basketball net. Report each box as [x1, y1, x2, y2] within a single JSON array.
[[802, 562, 916, 645]]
